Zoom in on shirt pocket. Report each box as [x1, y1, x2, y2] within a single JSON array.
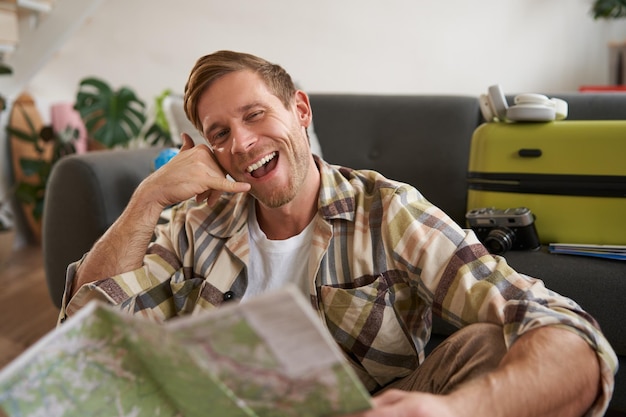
[[319, 273, 420, 387]]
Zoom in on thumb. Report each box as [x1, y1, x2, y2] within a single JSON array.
[[180, 133, 195, 151]]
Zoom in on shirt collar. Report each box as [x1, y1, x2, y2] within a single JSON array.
[[315, 155, 356, 222]]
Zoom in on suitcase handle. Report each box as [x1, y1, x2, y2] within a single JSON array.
[[518, 149, 543, 158]]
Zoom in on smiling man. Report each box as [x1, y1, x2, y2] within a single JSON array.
[[195, 66, 320, 238], [61, 50, 616, 417]]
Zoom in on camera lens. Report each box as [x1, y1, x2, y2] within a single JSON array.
[[484, 227, 515, 255]]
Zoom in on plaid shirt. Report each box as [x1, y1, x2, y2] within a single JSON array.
[[62, 157, 617, 416]]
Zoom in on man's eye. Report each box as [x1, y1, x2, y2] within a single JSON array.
[[211, 130, 229, 146], [247, 111, 263, 121]]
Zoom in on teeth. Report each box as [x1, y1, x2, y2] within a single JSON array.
[[246, 152, 276, 173]]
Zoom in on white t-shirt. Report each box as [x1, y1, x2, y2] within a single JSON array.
[[244, 204, 315, 301]]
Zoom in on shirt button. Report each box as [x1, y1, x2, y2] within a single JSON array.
[[223, 291, 235, 302]]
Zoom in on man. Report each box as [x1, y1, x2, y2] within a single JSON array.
[[61, 50, 616, 417]]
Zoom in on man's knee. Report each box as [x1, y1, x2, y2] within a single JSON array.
[[384, 323, 507, 394]]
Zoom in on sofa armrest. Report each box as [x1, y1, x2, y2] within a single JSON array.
[[42, 147, 163, 308]]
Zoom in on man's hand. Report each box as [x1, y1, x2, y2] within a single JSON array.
[[344, 390, 458, 417], [137, 133, 250, 210]]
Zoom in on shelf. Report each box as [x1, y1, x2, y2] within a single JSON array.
[[16, 0, 53, 14], [579, 85, 626, 92]]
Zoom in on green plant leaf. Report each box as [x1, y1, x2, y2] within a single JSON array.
[[0, 63, 12, 75], [74, 77, 147, 148], [592, 0, 626, 18], [6, 105, 44, 153], [154, 89, 173, 132], [19, 158, 48, 177], [15, 182, 45, 220], [21, 105, 38, 139], [145, 122, 174, 147], [15, 182, 43, 204], [32, 199, 45, 220], [6, 125, 38, 144]]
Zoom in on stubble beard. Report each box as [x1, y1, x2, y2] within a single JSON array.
[[250, 131, 311, 209]]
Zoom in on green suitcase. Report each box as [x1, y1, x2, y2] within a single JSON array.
[[467, 121, 626, 245]]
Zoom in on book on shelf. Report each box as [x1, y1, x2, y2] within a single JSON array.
[[0, 285, 372, 417]]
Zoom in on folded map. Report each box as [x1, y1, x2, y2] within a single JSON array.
[[0, 286, 372, 417]]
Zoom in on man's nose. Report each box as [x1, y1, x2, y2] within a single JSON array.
[[230, 126, 257, 153]]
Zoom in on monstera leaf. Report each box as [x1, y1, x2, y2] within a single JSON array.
[[74, 77, 147, 148]]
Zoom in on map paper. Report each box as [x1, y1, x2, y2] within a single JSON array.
[[0, 286, 372, 417]]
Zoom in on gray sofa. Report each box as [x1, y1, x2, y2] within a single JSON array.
[[43, 93, 626, 414]]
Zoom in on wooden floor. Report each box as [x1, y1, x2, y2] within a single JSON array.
[[0, 245, 58, 417], [0, 245, 58, 371]]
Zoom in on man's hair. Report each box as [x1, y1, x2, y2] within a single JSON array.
[[183, 50, 296, 133]]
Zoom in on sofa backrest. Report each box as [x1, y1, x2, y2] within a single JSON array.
[[43, 92, 626, 309], [309, 94, 482, 226], [524, 93, 626, 120]]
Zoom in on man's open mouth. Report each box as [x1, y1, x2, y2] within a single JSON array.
[[246, 152, 278, 179]]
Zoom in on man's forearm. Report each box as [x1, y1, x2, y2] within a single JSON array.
[[448, 326, 600, 417], [71, 193, 165, 297]]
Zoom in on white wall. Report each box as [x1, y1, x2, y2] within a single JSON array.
[[2, 0, 626, 245], [21, 0, 626, 102]]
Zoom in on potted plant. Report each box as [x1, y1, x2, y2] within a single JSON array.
[[74, 77, 147, 148], [591, 0, 626, 85], [145, 88, 175, 147], [5, 102, 78, 241], [74, 78, 174, 148]]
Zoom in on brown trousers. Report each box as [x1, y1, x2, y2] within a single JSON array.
[[383, 323, 508, 395]]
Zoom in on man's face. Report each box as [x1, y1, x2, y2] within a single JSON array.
[[196, 70, 313, 208]]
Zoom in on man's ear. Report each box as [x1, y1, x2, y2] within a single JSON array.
[[294, 90, 312, 128]]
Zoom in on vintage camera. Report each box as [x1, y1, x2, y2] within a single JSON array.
[[466, 207, 541, 255]]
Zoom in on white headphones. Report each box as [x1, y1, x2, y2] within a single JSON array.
[[480, 84, 568, 123]]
